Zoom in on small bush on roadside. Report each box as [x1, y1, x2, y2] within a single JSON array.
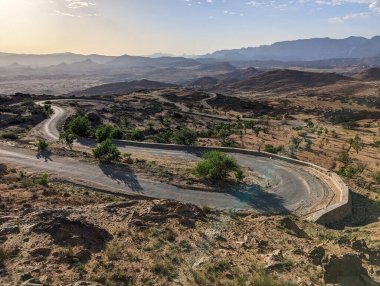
[[195, 151, 244, 182], [129, 129, 144, 141], [43, 104, 54, 117], [93, 139, 121, 162], [337, 166, 358, 178], [36, 173, 49, 186], [171, 128, 197, 145], [35, 139, 48, 151], [264, 144, 284, 154], [59, 131, 77, 150]]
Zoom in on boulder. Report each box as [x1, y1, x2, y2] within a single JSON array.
[[279, 217, 308, 238], [308, 246, 326, 266]]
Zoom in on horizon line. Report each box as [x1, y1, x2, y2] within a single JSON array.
[[1, 35, 379, 58]]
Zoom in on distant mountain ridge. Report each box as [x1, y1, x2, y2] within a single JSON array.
[[205, 36, 380, 61], [71, 79, 177, 96]]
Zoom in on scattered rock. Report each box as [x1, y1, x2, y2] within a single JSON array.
[[323, 254, 378, 286], [292, 247, 304, 255], [0, 223, 20, 235], [67, 282, 103, 286], [265, 250, 287, 271], [352, 239, 369, 253], [192, 256, 210, 269], [29, 248, 51, 262], [308, 246, 326, 266]]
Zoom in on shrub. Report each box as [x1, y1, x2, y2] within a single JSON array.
[[1, 132, 18, 140], [96, 124, 124, 143], [67, 116, 92, 137], [264, 144, 284, 154], [43, 104, 54, 117], [195, 151, 243, 182], [338, 150, 351, 165], [337, 166, 358, 178], [172, 128, 197, 145], [347, 134, 363, 154], [93, 139, 121, 162], [35, 139, 48, 151], [36, 173, 49, 186], [129, 129, 144, 141], [373, 172, 380, 183], [111, 127, 123, 140], [59, 131, 76, 150], [96, 124, 114, 143]]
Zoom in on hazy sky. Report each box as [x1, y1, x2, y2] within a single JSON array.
[[0, 0, 379, 56]]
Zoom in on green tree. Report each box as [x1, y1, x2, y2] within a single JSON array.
[[93, 139, 121, 162], [67, 116, 92, 137], [172, 128, 197, 145], [195, 151, 244, 182], [96, 124, 114, 143], [59, 131, 77, 150]]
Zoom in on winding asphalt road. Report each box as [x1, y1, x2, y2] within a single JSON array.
[[0, 100, 336, 215]]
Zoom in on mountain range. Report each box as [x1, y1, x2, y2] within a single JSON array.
[[1, 36, 380, 68], [205, 36, 380, 62]]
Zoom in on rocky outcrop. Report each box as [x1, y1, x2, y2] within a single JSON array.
[[323, 254, 378, 286]]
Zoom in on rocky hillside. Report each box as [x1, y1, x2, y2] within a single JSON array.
[[0, 164, 379, 286], [71, 80, 178, 96], [357, 68, 380, 81], [221, 69, 355, 92]]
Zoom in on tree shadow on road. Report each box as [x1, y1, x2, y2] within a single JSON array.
[[36, 150, 53, 163], [99, 163, 144, 193], [76, 137, 97, 148], [228, 183, 289, 214]]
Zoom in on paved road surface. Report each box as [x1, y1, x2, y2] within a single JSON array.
[[0, 99, 334, 215]]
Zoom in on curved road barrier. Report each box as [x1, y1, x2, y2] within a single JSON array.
[[25, 99, 352, 225]]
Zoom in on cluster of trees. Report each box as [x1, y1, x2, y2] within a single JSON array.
[[154, 128, 197, 145]]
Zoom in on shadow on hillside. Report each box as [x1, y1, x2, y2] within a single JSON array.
[[36, 150, 52, 162], [99, 163, 144, 193]]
